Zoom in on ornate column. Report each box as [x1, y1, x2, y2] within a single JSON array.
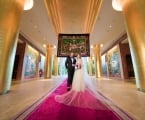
[[0, 0, 25, 94], [119, 0, 145, 91], [93, 44, 102, 78], [88, 56, 93, 76], [44, 44, 54, 79], [54, 55, 58, 76]]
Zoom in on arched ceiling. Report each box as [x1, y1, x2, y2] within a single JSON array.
[[20, 0, 126, 55]]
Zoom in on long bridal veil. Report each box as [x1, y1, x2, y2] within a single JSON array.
[[82, 58, 97, 93], [55, 58, 109, 110], [54, 58, 134, 120]]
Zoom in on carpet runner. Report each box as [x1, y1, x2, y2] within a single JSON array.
[[14, 80, 134, 120]]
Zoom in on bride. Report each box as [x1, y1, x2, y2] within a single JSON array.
[[71, 53, 85, 92], [55, 53, 104, 110], [54, 54, 134, 119]]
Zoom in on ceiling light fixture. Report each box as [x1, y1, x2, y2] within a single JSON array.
[[109, 25, 112, 28], [101, 44, 103, 47], [24, 0, 34, 10], [43, 44, 46, 48], [112, 0, 122, 11], [43, 37, 46, 40], [54, 46, 56, 49], [34, 25, 38, 29]]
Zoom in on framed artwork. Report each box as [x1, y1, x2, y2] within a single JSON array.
[[24, 46, 38, 78], [107, 46, 121, 77], [102, 55, 108, 76], [57, 34, 90, 57]]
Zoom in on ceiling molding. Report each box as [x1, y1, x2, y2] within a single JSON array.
[[19, 33, 45, 55], [44, 0, 61, 33], [84, 0, 103, 33], [102, 33, 127, 55]]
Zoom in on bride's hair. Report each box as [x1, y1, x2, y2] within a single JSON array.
[[77, 53, 81, 58]]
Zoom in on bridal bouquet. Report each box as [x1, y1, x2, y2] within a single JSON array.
[[75, 63, 81, 69]]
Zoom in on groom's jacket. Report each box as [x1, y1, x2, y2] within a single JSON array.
[[65, 56, 76, 70]]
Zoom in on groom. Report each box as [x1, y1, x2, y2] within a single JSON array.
[[65, 52, 76, 91]]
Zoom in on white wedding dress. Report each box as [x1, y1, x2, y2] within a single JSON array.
[[54, 58, 134, 119], [55, 58, 107, 110], [71, 58, 85, 91]]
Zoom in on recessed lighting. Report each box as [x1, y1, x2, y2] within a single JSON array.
[[43, 37, 46, 40], [109, 25, 112, 28], [34, 25, 38, 29], [43, 44, 46, 48]]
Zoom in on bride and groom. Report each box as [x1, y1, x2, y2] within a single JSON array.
[[54, 53, 134, 120], [55, 52, 99, 109], [65, 52, 84, 92]]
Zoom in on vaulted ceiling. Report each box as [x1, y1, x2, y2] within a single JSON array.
[[20, 0, 126, 55]]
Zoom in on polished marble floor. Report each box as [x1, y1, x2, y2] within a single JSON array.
[[0, 76, 145, 120]]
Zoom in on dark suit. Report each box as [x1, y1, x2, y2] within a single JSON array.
[[65, 56, 76, 88]]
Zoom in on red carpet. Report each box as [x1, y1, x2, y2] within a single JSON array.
[[14, 80, 134, 120]]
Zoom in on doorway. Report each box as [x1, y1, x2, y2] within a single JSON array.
[[126, 54, 135, 78], [12, 55, 20, 80]]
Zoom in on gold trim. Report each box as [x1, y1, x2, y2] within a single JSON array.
[[121, 0, 145, 91], [0, 0, 25, 94], [44, 0, 61, 33], [93, 44, 102, 78], [44, 44, 54, 78], [84, 0, 103, 33]]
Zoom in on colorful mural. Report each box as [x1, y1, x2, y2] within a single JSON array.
[[24, 46, 39, 78], [101, 55, 108, 76], [108, 46, 121, 77]]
